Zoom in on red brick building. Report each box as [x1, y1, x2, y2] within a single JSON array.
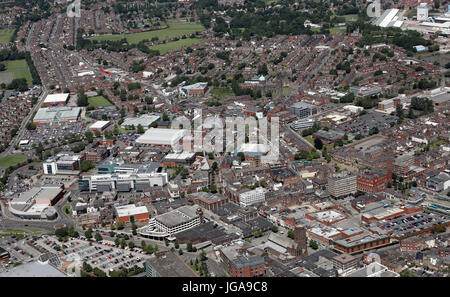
[[357, 169, 392, 193]]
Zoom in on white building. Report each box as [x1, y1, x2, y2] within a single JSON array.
[[239, 187, 266, 207], [43, 153, 83, 175], [138, 205, 201, 240], [78, 172, 168, 192], [417, 3, 429, 21], [135, 128, 187, 146]]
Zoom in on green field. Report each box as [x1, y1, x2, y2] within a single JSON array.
[[331, 14, 358, 21], [0, 28, 14, 44], [0, 155, 27, 167], [0, 60, 32, 85], [210, 88, 235, 99], [88, 96, 112, 108], [90, 22, 205, 44], [150, 38, 203, 54]]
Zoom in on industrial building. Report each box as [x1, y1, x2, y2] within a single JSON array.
[[88, 120, 111, 132], [121, 114, 160, 129], [373, 9, 402, 28], [135, 128, 187, 146], [43, 93, 70, 106], [8, 185, 63, 220], [33, 107, 81, 124]]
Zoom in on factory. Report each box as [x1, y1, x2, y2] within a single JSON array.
[[121, 114, 160, 129]]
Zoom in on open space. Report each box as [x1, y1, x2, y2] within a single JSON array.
[[210, 88, 235, 99], [0, 60, 32, 85], [0, 155, 27, 167], [0, 28, 14, 44], [150, 38, 203, 54], [88, 96, 112, 108], [90, 22, 205, 44]]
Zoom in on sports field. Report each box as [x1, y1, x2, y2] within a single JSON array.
[[150, 38, 203, 54], [0, 28, 14, 44], [90, 22, 205, 44], [88, 96, 112, 108], [0, 59, 32, 85], [0, 155, 27, 167]]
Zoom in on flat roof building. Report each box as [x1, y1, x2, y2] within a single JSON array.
[[145, 252, 197, 277], [43, 93, 69, 106], [135, 128, 187, 146], [33, 107, 81, 124], [121, 114, 160, 129]]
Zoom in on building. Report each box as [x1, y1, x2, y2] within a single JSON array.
[[349, 85, 382, 98], [43, 153, 83, 175], [145, 251, 197, 277], [121, 114, 160, 129], [43, 93, 69, 106], [88, 121, 111, 132], [0, 247, 10, 262], [78, 172, 168, 192], [417, 3, 429, 21], [426, 172, 450, 192], [8, 185, 63, 220], [236, 143, 270, 158], [135, 128, 187, 146], [327, 171, 357, 198], [290, 102, 318, 118], [187, 192, 229, 211], [290, 119, 315, 130], [138, 206, 203, 240], [357, 169, 392, 193], [179, 82, 208, 96], [346, 262, 399, 277], [332, 253, 358, 275], [219, 244, 266, 277], [33, 107, 81, 124], [115, 204, 149, 225], [239, 187, 266, 207]]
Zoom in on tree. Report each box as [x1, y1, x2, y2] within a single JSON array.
[[287, 230, 295, 239], [128, 241, 135, 249], [309, 240, 319, 250], [80, 160, 94, 172], [271, 225, 279, 233], [187, 242, 193, 252], [137, 124, 145, 134], [200, 250, 207, 261], [314, 138, 323, 150], [85, 228, 93, 239], [95, 232, 103, 242]]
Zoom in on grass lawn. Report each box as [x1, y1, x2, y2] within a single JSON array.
[[150, 38, 203, 54], [0, 229, 28, 239], [0, 60, 32, 85], [210, 87, 235, 99], [331, 14, 358, 21], [329, 27, 346, 34], [0, 28, 14, 44], [90, 22, 205, 44], [25, 227, 43, 233], [63, 205, 72, 217], [88, 96, 112, 108], [304, 135, 314, 145], [0, 155, 27, 167]]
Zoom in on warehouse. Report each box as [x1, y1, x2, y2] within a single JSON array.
[[115, 204, 149, 225], [121, 114, 160, 129], [89, 120, 110, 132], [78, 172, 168, 192], [43, 93, 70, 106], [33, 107, 81, 124], [135, 128, 187, 146]]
